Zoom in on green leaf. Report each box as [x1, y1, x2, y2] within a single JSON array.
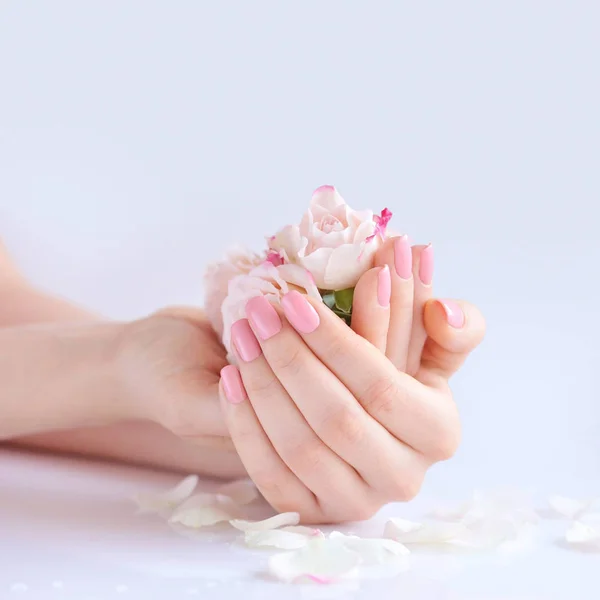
[[321, 291, 336, 310], [334, 288, 355, 314]]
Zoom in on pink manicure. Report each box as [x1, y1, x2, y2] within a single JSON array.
[[231, 319, 262, 362], [281, 290, 320, 334], [419, 244, 434, 285], [394, 235, 412, 279], [246, 296, 282, 340], [220, 365, 247, 404], [377, 265, 391, 307], [437, 299, 465, 328]]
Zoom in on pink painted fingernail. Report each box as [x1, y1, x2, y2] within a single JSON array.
[[377, 265, 391, 307], [419, 243, 434, 285], [220, 365, 247, 404], [246, 296, 282, 340], [436, 299, 465, 328], [281, 290, 320, 333], [231, 319, 262, 362], [394, 235, 412, 279]]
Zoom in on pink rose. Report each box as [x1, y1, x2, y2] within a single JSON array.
[[268, 185, 391, 290], [204, 248, 264, 338], [220, 262, 321, 357]]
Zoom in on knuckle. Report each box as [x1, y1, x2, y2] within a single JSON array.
[[362, 376, 401, 417], [244, 373, 280, 397], [387, 471, 424, 502], [269, 344, 304, 377], [430, 426, 461, 461], [294, 437, 328, 474], [322, 407, 365, 447]]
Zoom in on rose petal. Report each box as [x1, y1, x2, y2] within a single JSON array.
[[169, 494, 240, 528], [217, 480, 259, 505], [230, 512, 300, 532], [384, 518, 468, 546], [329, 531, 410, 565], [132, 475, 198, 516], [548, 495, 594, 520], [244, 527, 314, 550], [322, 242, 376, 290], [565, 521, 600, 545], [268, 536, 361, 583]]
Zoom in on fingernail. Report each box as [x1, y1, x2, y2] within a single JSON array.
[[419, 243, 434, 285], [377, 265, 391, 307], [281, 290, 320, 333], [231, 319, 262, 362], [246, 296, 282, 340], [220, 365, 247, 404], [436, 299, 465, 328], [394, 235, 412, 279]]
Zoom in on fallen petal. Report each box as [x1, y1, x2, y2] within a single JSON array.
[[565, 521, 600, 545], [217, 479, 259, 505], [169, 502, 235, 528], [245, 529, 310, 550], [269, 537, 361, 583], [329, 531, 409, 564], [384, 518, 468, 545], [132, 475, 198, 515], [230, 512, 300, 532], [548, 495, 593, 520]]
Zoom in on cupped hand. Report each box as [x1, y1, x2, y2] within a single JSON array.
[[220, 249, 484, 524], [117, 307, 233, 450]]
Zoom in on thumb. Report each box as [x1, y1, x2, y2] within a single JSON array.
[[420, 299, 485, 380]]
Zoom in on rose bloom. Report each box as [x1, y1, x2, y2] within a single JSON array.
[[204, 248, 264, 339], [268, 185, 391, 291], [218, 261, 320, 357]]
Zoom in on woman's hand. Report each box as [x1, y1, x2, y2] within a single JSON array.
[[116, 307, 232, 449], [219, 239, 485, 524]]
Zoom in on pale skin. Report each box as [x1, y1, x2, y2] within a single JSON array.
[[0, 238, 484, 523]]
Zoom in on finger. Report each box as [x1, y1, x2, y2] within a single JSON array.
[[420, 299, 486, 381], [351, 266, 391, 352], [230, 319, 372, 520], [278, 292, 457, 463], [406, 244, 434, 376], [219, 365, 322, 521], [374, 235, 414, 370], [246, 297, 423, 499]]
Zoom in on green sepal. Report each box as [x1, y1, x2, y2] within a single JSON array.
[[333, 288, 354, 314]]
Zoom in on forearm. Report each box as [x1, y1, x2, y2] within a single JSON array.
[[14, 422, 245, 479], [0, 321, 127, 439]]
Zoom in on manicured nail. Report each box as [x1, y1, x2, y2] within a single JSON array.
[[436, 299, 465, 328], [377, 265, 391, 307], [394, 235, 412, 279], [220, 365, 247, 404], [281, 290, 320, 334], [246, 296, 282, 340], [419, 243, 434, 285], [231, 319, 262, 362]]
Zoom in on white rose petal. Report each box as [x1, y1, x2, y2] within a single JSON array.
[[217, 479, 259, 505], [384, 518, 468, 546], [548, 495, 595, 520], [169, 494, 240, 528], [230, 512, 300, 532], [132, 475, 198, 516], [565, 521, 600, 546], [329, 531, 410, 565], [269, 536, 361, 584], [244, 526, 321, 550]]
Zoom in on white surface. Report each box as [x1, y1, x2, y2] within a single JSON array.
[[0, 2, 599, 597], [1, 449, 598, 600]]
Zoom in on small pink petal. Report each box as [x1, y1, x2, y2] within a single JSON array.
[[365, 207, 393, 244], [265, 251, 285, 267]]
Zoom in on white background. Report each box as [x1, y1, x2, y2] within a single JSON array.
[[1, 2, 599, 598]]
